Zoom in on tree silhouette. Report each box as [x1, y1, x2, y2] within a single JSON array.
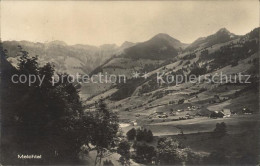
[[90, 99, 119, 166], [117, 139, 131, 166], [213, 122, 227, 137], [126, 128, 136, 140], [0, 46, 90, 164]]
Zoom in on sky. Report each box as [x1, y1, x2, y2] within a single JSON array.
[[1, 1, 259, 46]]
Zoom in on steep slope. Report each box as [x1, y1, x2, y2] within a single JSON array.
[[92, 33, 187, 77], [185, 28, 239, 51], [115, 41, 136, 55], [84, 33, 186, 99], [86, 28, 259, 114], [123, 33, 187, 60], [2, 41, 120, 75]]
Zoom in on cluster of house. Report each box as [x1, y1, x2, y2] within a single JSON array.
[[210, 107, 253, 118], [210, 109, 231, 118], [209, 95, 230, 104], [242, 107, 253, 114], [147, 105, 202, 120], [148, 111, 168, 119], [147, 105, 253, 121]]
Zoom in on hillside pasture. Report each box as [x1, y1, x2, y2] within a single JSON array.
[[144, 114, 259, 136]]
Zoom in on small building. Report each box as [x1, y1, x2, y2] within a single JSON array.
[[130, 121, 137, 126], [185, 113, 191, 117], [157, 114, 168, 118], [222, 109, 231, 117], [210, 111, 224, 118], [170, 112, 176, 116], [155, 110, 164, 115], [177, 109, 183, 112], [186, 113, 195, 119], [242, 107, 253, 114], [135, 114, 140, 117]]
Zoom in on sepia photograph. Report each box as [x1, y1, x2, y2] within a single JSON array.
[[0, 0, 259, 165]]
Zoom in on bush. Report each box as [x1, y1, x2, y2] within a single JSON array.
[[178, 99, 185, 104], [126, 128, 136, 140], [135, 128, 154, 143], [103, 159, 114, 166], [182, 53, 196, 60], [184, 60, 191, 66], [213, 122, 227, 137], [200, 49, 209, 57], [179, 60, 183, 66], [133, 143, 156, 164], [117, 140, 131, 166], [145, 130, 154, 143], [157, 137, 188, 165]]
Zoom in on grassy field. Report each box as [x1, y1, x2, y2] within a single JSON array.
[[143, 114, 259, 136], [154, 128, 260, 160]]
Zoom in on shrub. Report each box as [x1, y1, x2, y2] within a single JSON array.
[[213, 122, 227, 137], [126, 128, 136, 140], [178, 99, 185, 104], [133, 143, 156, 164], [103, 160, 114, 166], [117, 140, 131, 166]]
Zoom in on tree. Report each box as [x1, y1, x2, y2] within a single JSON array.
[[1, 47, 90, 164], [157, 137, 187, 165], [143, 128, 148, 140], [200, 49, 209, 57], [126, 128, 136, 140], [136, 128, 144, 141], [145, 130, 153, 143], [178, 99, 185, 104], [185, 148, 204, 165], [90, 99, 119, 166], [103, 159, 114, 166], [117, 139, 131, 166], [210, 111, 224, 118], [133, 128, 154, 143], [213, 122, 227, 137], [134, 143, 156, 164]]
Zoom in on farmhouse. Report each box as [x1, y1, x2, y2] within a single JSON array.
[[130, 121, 137, 126], [210, 111, 224, 118], [242, 107, 253, 114], [155, 111, 168, 118], [185, 113, 195, 119], [155, 110, 164, 115], [222, 109, 231, 117]]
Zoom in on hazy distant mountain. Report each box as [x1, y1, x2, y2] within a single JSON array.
[[2, 41, 133, 75], [115, 41, 136, 55], [120, 41, 135, 49], [185, 28, 239, 51]]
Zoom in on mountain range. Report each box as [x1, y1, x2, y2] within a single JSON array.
[[1, 27, 259, 165], [2, 40, 133, 75], [2, 27, 259, 101], [2, 28, 239, 75]]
